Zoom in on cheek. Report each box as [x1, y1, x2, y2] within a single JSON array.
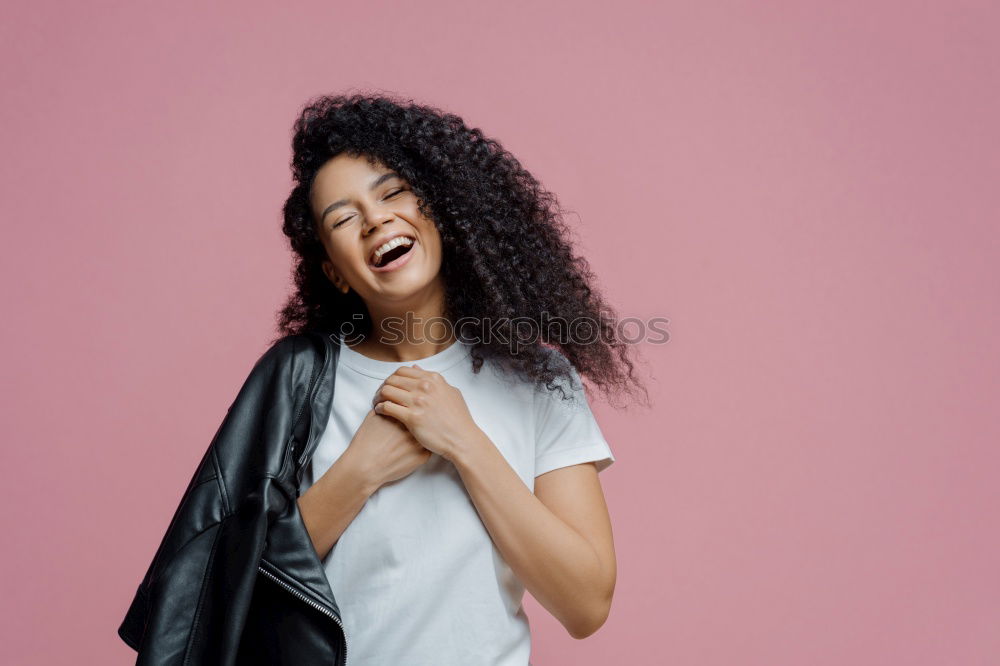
[[417, 216, 442, 244], [420, 228, 443, 259], [326, 241, 365, 269]]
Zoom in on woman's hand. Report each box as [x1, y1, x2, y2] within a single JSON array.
[[344, 406, 432, 491], [371, 364, 481, 463]]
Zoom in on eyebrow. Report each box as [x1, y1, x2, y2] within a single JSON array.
[[319, 172, 402, 224]]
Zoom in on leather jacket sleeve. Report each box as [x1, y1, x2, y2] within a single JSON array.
[[117, 336, 305, 664]]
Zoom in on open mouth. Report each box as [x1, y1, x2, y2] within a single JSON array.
[[370, 237, 416, 268]]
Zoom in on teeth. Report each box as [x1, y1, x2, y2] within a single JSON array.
[[371, 236, 414, 264]]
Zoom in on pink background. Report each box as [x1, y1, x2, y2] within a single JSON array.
[[2, 1, 998, 664]]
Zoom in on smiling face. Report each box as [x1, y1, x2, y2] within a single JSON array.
[[310, 153, 446, 310]]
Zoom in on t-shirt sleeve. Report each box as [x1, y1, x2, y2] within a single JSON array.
[[534, 364, 616, 478]]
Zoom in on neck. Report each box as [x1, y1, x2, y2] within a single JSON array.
[[347, 333, 457, 363], [352, 279, 456, 362]]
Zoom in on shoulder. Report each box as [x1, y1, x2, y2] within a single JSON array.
[[530, 347, 590, 412], [249, 332, 331, 382], [268, 331, 336, 360]]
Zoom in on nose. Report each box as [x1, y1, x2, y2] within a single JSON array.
[[363, 208, 396, 236]]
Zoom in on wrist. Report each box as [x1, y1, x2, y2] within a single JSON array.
[[445, 426, 489, 469], [337, 447, 381, 497]]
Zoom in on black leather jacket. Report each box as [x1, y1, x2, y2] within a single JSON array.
[[118, 331, 349, 665]]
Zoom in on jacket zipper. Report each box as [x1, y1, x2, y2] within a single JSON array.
[[257, 564, 349, 665], [265, 333, 348, 662]]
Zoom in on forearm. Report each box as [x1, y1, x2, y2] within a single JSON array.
[[449, 428, 610, 639], [297, 450, 377, 561]]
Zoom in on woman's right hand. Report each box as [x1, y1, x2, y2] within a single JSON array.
[[344, 407, 433, 491], [300, 407, 429, 559]]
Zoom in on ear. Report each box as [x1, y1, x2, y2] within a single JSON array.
[[322, 260, 350, 294]]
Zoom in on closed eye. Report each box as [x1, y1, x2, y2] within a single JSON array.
[[332, 189, 407, 228]]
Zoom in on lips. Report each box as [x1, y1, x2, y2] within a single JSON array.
[[368, 233, 416, 266], [368, 238, 418, 273]]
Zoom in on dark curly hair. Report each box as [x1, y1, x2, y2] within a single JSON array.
[[273, 91, 649, 409]]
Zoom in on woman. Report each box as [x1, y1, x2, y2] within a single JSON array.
[[120, 92, 648, 665], [278, 93, 647, 665]]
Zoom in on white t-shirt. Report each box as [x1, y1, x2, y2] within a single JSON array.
[[298, 336, 615, 666]]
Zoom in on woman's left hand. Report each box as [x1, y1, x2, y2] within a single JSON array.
[[371, 364, 481, 463]]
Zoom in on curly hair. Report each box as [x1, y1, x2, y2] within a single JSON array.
[[273, 91, 649, 409]]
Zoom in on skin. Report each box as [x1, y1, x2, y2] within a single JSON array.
[[308, 152, 455, 360], [296, 153, 617, 639]]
